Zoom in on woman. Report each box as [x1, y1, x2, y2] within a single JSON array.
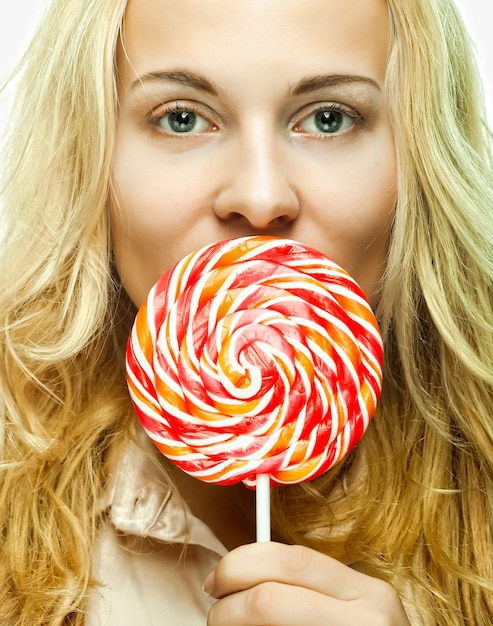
[[0, 0, 492, 624]]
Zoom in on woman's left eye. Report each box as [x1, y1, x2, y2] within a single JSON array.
[[295, 106, 361, 135], [154, 108, 212, 134]]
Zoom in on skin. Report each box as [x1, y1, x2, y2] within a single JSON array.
[[111, 0, 409, 622], [111, 0, 396, 308], [203, 543, 409, 625]]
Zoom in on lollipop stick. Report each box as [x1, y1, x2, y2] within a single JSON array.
[[255, 473, 271, 542]]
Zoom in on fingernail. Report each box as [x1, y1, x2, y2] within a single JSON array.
[[202, 570, 215, 597]]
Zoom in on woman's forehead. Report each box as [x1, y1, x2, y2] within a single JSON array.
[[119, 0, 390, 89]]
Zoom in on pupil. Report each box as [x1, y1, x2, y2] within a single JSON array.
[[169, 111, 196, 132], [315, 110, 344, 133]]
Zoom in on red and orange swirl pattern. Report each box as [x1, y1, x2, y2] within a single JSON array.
[[126, 237, 383, 488]]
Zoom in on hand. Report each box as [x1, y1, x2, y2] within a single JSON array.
[[204, 542, 411, 625]]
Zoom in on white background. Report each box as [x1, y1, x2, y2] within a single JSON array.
[[0, 0, 492, 122]]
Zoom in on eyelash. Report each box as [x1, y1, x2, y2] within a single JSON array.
[[149, 101, 365, 137], [150, 103, 216, 135], [294, 103, 365, 135]]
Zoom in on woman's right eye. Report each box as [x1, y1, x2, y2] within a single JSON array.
[[153, 106, 214, 135]]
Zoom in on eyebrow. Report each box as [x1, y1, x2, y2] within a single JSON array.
[[131, 71, 220, 95], [290, 74, 381, 96], [130, 70, 380, 98]]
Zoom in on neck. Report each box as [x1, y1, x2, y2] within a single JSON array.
[[165, 461, 257, 550]]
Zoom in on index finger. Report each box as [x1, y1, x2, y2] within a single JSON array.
[[204, 542, 373, 601]]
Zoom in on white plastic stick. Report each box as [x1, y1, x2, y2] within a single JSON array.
[[255, 473, 271, 542]]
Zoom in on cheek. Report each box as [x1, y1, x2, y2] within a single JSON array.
[[109, 159, 173, 305], [111, 142, 170, 242], [109, 147, 221, 306], [339, 133, 396, 223], [309, 136, 396, 299], [111, 133, 217, 240], [350, 151, 396, 292], [344, 132, 396, 240], [312, 141, 395, 221]]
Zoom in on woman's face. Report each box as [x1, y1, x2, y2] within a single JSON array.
[[111, 0, 396, 308]]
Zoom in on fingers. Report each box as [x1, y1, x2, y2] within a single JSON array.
[[204, 542, 410, 626], [204, 542, 369, 601], [207, 579, 407, 626], [207, 581, 348, 626]]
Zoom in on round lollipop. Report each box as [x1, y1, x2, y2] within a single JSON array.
[[126, 236, 383, 503]]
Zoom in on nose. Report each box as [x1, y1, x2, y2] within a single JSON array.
[[213, 130, 300, 230]]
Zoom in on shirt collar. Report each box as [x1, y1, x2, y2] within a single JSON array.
[[100, 429, 228, 557]]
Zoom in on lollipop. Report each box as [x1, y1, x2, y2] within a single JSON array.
[[126, 236, 383, 539]]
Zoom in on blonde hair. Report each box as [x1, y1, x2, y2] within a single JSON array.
[[273, 1, 493, 624], [0, 0, 492, 624], [0, 0, 132, 623]]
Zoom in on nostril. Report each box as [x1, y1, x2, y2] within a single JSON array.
[[216, 211, 243, 222], [276, 213, 295, 225], [216, 210, 295, 229]]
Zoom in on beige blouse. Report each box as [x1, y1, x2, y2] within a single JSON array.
[[86, 434, 420, 625], [86, 435, 227, 626]]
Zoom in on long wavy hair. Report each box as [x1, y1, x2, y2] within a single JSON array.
[[0, 0, 492, 624]]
